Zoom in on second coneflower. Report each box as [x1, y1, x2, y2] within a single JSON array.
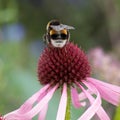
[[1, 20, 120, 120]]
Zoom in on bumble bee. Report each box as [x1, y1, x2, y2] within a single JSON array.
[[44, 20, 75, 48]]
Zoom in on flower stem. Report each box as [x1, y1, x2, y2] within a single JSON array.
[[65, 86, 71, 120]]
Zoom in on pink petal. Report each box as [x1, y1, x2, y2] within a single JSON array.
[[38, 104, 48, 120], [4, 112, 29, 120], [96, 107, 110, 120], [4, 85, 49, 120], [77, 82, 101, 120], [56, 83, 67, 120], [4, 85, 57, 120], [25, 85, 58, 118], [71, 87, 85, 108], [84, 81, 110, 120], [87, 77, 120, 106], [79, 89, 93, 101], [87, 77, 120, 92], [19, 85, 49, 113]]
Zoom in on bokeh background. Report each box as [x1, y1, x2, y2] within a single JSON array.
[[0, 0, 120, 120]]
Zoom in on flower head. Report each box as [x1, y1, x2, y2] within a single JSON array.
[[38, 42, 90, 87], [1, 20, 120, 120]]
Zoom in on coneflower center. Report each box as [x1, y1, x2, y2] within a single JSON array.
[[38, 42, 91, 87]]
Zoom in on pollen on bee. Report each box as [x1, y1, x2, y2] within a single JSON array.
[[50, 29, 67, 36], [50, 29, 57, 35], [61, 29, 67, 35]]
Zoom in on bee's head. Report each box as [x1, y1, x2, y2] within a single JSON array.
[[44, 20, 74, 48]]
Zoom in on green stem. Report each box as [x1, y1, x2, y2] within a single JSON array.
[[65, 86, 71, 120]]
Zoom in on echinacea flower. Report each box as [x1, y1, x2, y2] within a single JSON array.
[[1, 42, 120, 120], [0, 20, 120, 120]]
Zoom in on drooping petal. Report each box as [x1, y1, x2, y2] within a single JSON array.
[[87, 77, 120, 92], [25, 85, 58, 119], [87, 77, 120, 106], [77, 82, 101, 120], [4, 85, 57, 120], [71, 87, 86, 108], [78, 89, 93, 101], [4, 85, 49, 120], [19, 85, 49, 113], [83, 81, 110, 120], [78, 80, 111, 120], [56, 83, 67, 120], [4, 112, 29, 120], [38, 104, 48, 120]]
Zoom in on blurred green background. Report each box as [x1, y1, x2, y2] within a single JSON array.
[[0, 0, 120, 120]]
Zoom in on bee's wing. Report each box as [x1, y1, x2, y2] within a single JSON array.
[[51, 24, 75, 31], [61, 24, 75, 30]]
